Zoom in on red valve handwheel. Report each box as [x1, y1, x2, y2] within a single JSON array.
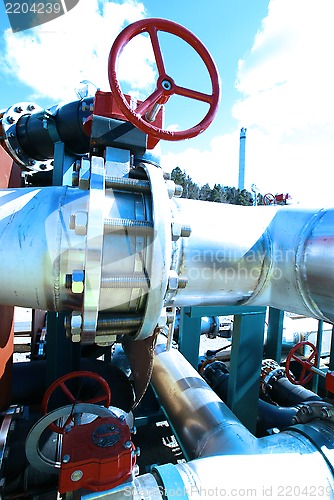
[[42, 370, 111, 433], [263, 193, 276, 206], [108, 18, 220, 141], [285, 341, 319, 386]]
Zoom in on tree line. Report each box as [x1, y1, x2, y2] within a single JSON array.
[[170, 167, 265, 206]]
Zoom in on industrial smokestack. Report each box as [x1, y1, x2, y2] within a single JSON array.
[[238, 127, 247, 190]]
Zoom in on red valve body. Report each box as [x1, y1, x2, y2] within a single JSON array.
[[85, 90, 163, 149], [59, 415, 136, 493]]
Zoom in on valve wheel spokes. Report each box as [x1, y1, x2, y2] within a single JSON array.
[[42, 370, 111, 434], [285, 341, 319, 386], [108, 18, 220, 141]]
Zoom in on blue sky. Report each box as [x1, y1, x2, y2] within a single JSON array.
[[1, 0, 334, 205]]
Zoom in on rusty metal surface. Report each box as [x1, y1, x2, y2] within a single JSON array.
[[122, 331, 158, 408], [0, 146, 21, 410]]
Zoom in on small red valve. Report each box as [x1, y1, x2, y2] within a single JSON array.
[[59, 414, 137, 493], [42, 371, 111, 434], [285, 341, 319, 386]]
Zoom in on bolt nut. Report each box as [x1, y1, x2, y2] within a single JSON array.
[[171, 221, 182, 241], [27, 104, 35, 111], [62, 454, 71, 463], [181, 225, 191, 237], [69, 211, 88, 235], [157, 309, 167, 328], [69, 214, 76, 230], [6, 116, 15, 124], [178, 276, 188, 289], [70, 312, 82, 340], [124, 441, 132, 450], [321, 406, 331, 418], [71, 470, 83, 482], [75, 211, 88, 236], [72, 171, 79, 186], [14, 106, 23, 113], [301, 405, 312, 415], [133, 447, 141, 457], [166, 180, 177, 199], [72, 270, 85, 294], [167, 270, 179, 291]]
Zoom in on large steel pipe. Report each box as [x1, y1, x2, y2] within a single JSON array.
[[0, 166, 334, 328], [0, 184, 153, 318], [151, 339, 331, 460], [111, 341, 334, 500], [149, 341, 334, 497], [169, 199, 334, 324]]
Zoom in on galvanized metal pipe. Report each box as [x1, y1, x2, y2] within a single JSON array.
[[99, 341, 334, 500], [0, 176, 334, 326], [149, 340, 334, 498], [152, 339, 331, 460], [151, 339, 256, 459], [169, 199, 334, 324]]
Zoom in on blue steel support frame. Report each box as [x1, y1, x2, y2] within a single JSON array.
[[46, 143, 80, 386], [266, 308, 284, 362], [178, 306, 267, 433], [227, 309, 266, 433]]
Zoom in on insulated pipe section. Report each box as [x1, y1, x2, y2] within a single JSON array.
[[1, 167, 334, 333], [0, 180, 155, 343], [168, 200, 334, 324], [152, 340, 257, 459], [106, 342, 334, 500], [149, 341, 334, 498], [151, 340, 328, 460]]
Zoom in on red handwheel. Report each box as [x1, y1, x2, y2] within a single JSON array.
[[263, 193, 276, 206], [42, 370, 111, 433], [285, 341, 319, 386], [108, 18, 221, 141]]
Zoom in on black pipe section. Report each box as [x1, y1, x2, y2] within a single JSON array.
[[16, 98, 93, 160], [201, 361, 319, 435], [268, 376, 321, 407]]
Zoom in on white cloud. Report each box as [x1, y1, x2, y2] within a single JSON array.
[[161, 132, 240, 188], [1, 0, 156, 102], [162, 0, 334, 207]]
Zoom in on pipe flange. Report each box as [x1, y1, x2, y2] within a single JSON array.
[[133, 163, 172, 339], [81, 155, 105, 343], [292, 401, 334, 425], [260, 359, 285, 395], [1, 103, 53, 171]]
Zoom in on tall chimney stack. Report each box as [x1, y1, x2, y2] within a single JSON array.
[[238, 127, 247, 190]]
